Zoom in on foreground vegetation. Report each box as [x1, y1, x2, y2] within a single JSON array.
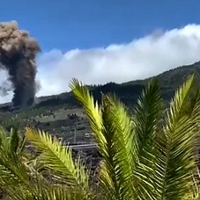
[[0, 75, 200, 199]]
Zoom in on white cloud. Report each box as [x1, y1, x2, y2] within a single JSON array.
[[1, 23, 200, 103]]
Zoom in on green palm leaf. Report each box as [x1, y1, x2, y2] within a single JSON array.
[[97, 94, 135, 200], [70, 79, 136, 199], [130, 79, 162, 200], [69, 79, 106, 152], [154, 75, 200, 199], [25, 128, 92, 199], [0, 127, 42, 199], [41, 185, 98, 200]]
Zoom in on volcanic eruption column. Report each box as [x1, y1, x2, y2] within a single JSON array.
[[0, 21, 41, 107]]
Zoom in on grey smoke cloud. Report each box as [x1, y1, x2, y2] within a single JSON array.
[[0, 21, 41, 107]]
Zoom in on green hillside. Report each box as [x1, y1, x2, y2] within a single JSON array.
[[1, 61, 200, 142]]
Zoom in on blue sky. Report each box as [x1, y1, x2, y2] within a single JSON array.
[[2, 1, 200, 102], [1, 0, 200, 52]]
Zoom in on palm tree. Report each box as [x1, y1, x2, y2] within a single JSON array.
[[0, 75, 200, 199], [0, 126, 48, 200]]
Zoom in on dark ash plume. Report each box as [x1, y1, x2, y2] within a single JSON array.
[[0, 21, 41, 107]]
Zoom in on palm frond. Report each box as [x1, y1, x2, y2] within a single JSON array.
[[131, 79, 162, 200], [0, 126, 45, 199], [41, 185, 97, 200], [25, 128, 92, 198], [155, 74, 199, 200], [0, 126, 10, 151], [96, 94, 135, 200], [70, 79, 136, 199], [10, 126, 20, 154], [69, 79, 106, 153]]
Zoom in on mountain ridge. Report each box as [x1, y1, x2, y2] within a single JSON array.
[[1, 60, 200, 110], [34, 60, 200, 108]]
